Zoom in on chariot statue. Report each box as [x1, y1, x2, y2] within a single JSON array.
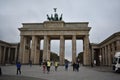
[[47, 8, 63, 21]]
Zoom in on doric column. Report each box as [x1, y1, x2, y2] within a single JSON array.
[[7, 48, 11, 63], [72, 35, 76, 63], [19, 36, 25, 63], [103, 47, 106, 65], [14, 46, 18, 63], [60, 35, 65, 65], [91, 47, 94, 65], [108, 44, 111, 66], [116, 40, 120, 51], [21, 37, 29, 64], [2, 47, 6, 64], [83, 35, 91, 65], [106, 46, 109, 66], [100, 48, 102, 65], [43, 36, 48, 61], [105, 46, 107, 65], [33, 37, 40, 64], [102, 48, 104, 65], [112, 42, 115, 55], [31, 36, 36, 64], [47, 38, 51, 61]]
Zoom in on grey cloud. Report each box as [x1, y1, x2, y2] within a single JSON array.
[[0, 0, 120, 61]]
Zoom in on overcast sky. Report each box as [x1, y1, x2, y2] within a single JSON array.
[[0, 0, 120, 61]]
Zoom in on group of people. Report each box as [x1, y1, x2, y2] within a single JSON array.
[[15, 60, 80, 75], [42, 60, 59, 73], [72, 62, 80, 72]]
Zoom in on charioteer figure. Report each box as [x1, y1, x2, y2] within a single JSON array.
[[47, 8, 63, 21]]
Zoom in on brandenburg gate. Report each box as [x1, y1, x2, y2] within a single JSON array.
[[18, 9, 91, 65]]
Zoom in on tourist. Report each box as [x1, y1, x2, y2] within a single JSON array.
[[42, 60, 47, 73], [16, 62, 21, 75], [65, 61, 68, 71], [72, 62, 76, 71], [54, 62, 58, 71], [76, 62, 80, 72], [47, 60, 51, 73], [29, 60, 32, 67]]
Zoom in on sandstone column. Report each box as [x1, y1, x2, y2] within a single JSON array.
[[103, 47, 105, 65], [19, 36, 25, 63], [108, 44, 111, 66], [22, 37, 30, 64], [31, 36, 36, 64], [7, 48, 10, 63], [47, 38, 51, 61], [33, 37, 40, 64], [116, 40, 120, 51], [72, 35, 76, 63], [60, 35, 65, 65], [83, 35, 90, 65], [91, 47, 94, 65], [15, 46, 18, 63], [2, 47, 6, 64], [43, 36, 48, 61]]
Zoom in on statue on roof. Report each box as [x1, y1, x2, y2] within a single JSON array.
[[47, 8, 63, 21]]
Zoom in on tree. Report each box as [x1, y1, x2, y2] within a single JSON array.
[[77, 52, 83, 64], [40, 50, 59, 62]]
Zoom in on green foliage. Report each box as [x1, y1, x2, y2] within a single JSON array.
[[77, 52, 83, 63], [40, 50, 59, 62], [50, 52, 59, 61]]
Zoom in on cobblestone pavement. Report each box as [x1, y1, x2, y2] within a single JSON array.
[[0, 65, 120, 80]]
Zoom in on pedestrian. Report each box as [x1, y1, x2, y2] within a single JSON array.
[[72, 62, 76, 71], [42, 60, 47, 73], [47, 60, 51, 73], [65, 61, 68, 71], [54, 61, 58, 71], [76, 62, 80, 72], [16, 62, 21, 75], [29, 60, 32, 67]]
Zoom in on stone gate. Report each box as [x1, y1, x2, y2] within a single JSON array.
[[18, 9, 91, 65]]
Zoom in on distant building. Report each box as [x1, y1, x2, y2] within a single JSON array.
[[0, 40, 19, 65], [91, 32, 120, 66]]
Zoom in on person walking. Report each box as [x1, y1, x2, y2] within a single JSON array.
[[65, 61, 68, 71], [76, 62, 80, 72], [42, 60, 47, 73], [29, 60, 32, 67], [16, 62, 21, 75], [72, 62, 76, 71], [47, 60, 51, 73], [54, 61, 58, 71]]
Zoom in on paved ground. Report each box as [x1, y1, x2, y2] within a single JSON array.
[[0, 65, 120, 80], [0, 75, 46, 80]]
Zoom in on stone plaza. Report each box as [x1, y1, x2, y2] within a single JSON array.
[[1, 65, 120, 80]]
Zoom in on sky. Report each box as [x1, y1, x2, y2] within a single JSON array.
[[0, 0, 120, 61]]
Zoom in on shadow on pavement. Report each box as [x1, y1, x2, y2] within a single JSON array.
[[0, 75, 47, 80]]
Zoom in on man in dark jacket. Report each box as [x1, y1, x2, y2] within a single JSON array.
[[16, 62, 21, 75]]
